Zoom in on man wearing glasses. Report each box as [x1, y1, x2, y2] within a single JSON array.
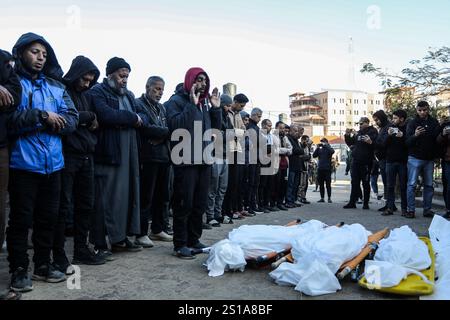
[[343, 117, 378, 209]]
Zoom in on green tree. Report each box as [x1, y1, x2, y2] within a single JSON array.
[[361, 46, 450, 118]]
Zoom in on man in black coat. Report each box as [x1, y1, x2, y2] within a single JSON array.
[[51, 56, 105, 272], [135, 76, 173, 248], [0, 50, 21, 252], [405, 101, 440, 218], [164, 67, 221, 259], [344, 117, 378, 209]]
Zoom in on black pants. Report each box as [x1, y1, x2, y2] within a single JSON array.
[[172, 165, 211, 250], [223, 156, 241, 216], [7, 169, 61, 273], [247, 164, 261, 210], [54, 155, 95, 263], [317, 169, 332, 199], [259, 167, 275, 208], [274, 168, 288, 205], [350, 162, 371, 205], [139, 162, 171, 236]]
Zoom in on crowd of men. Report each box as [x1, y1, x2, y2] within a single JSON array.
[[0, 32, 337, 296], [343, 104, 450, 222], [0, 32, 448, 299]]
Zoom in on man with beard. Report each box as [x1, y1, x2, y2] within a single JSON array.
[[164, 67, 221, 259], [135, 76, 173, 247], [405, 101, 440, 218], [7, 33, 78, 292], [88, 57, 142, 254], [343, 117, 378, 209], [223, 93, 249, 220], [51, 56, 105, 273], [273, 122, 292, 210]]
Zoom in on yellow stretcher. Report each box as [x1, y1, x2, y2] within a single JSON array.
[[358, 237, 435, 296]]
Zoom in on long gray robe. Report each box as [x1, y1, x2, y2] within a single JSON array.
[[94, 95, 140, 244]]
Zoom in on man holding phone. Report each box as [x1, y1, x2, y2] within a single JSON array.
[[378, 110, 408, 216], [405, 101, 440, 218], [343, 117, 378, 209]]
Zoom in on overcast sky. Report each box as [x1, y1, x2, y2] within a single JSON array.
[[1, 0, 449, 116]]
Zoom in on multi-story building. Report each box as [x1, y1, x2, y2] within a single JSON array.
[[290, 89, 385, 137]]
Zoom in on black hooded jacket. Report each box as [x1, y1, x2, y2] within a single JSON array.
[[406, 115, 440, 160], [62, 56, 100, 155], [0, 50, 22, 148]]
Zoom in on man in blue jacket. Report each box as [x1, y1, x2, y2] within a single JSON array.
[[6, 33, 78, 292]]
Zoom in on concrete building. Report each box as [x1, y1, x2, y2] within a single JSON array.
[[290, 89, 385, 137]]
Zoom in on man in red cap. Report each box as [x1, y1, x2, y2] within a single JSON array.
[[164, 68, 221, 259]]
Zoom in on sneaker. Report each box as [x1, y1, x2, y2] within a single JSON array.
[[423, 210, 435, 218], [405, 211, 416, 219], [300, 199, 310, 204], [294, 200, 303, 206], [173, 247, 196, 260], [73, 248, 106, 265], [207, 219, 221, 227], [263, 208, 270, 213], [32, 264, 66, 283], [343, 203, 356, 209], [318, 199, 325, 203], [112, 238, 143, 252], [52, 261, 75, 275], [222, 216, 234, 224], [285, 203, 295, 208], [10, 268, 33, 292], [381, 209, 394, 216], [268, 206, 279, 212], [277, 205, 288, 211], [377, 195, 383, 200], [149, 231, 173, 242], [164, 226, 174, 236], [378, 205, 387, 212], [135, 235, 155, 247], [232, 213, 245, 220], [189, 242, 207, 250], [363, 204, 370, 210], [328, 199, 333, 203], [401, 210, 407, 217], [94, 249, 114, 261]]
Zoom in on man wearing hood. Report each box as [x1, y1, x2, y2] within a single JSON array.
[[6, 33, 78, 292], [51, 55, 105, 273], [373, 110, 390, 211], [344, 117, 378, 209], [164, 67, 221, 259], [0, 50, 21, 253], [87, 57, 143, 254]]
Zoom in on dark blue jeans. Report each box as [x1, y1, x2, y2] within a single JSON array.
[[386, 162, 407, 211], [286, 171, 301, 204]]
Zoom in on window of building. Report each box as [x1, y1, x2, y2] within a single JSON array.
[[364, 100, 366, 104], [349, 110, 352, 115], [364, 111, 367, 115], [371, 100, 374, 104], [355, 110, 359, 115], [333, 110, 336, 114], [334, 98, 336, 103], [331, 121, 336, 125]]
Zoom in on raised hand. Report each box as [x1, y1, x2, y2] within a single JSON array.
[[210, 87, 221, 108], [190, 83, 200, 106], [0, 85, 14, 107]]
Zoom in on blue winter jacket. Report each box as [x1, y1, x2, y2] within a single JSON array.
[[8, 33, 78, 174]]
